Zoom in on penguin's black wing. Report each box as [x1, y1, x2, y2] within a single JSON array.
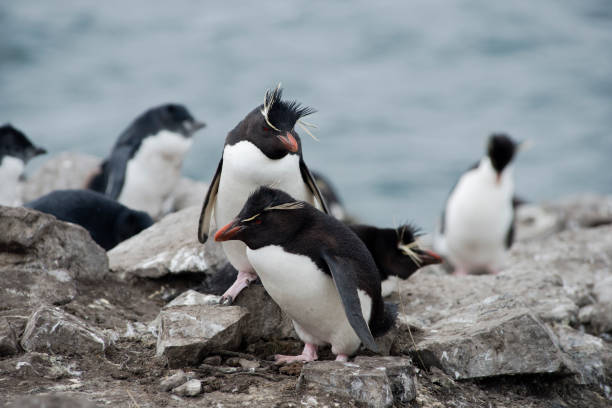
[[104, 146, 133, 199], [439, 161, 479, 234], [198, 158, 223, 243], [299, 158, 330, 214], [321, 251, 379, 353]]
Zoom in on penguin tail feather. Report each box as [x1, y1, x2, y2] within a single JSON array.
[[371, 301, 398, 337]]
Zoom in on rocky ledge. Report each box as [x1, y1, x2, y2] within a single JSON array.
[[0, 194, 611, 407]]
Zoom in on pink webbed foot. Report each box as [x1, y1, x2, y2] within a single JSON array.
[[275, 343, 318, 365], [335, 354, 349, 362], [452, 267, 469, 276], [220, 270, 258, 305]]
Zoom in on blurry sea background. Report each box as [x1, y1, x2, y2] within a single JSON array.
[[1, 1, 611, 232]]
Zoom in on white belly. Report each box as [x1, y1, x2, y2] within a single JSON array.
[[0, 156, 24, 206], [214, 141, 312, 271], [443, 162, 514, 270], [247, 245, 372, 355], [118, 130, 192, 219]]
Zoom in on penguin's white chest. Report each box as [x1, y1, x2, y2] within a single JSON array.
[[0, 156, 25, 206], [118, 130, 192, 218], [443, 161, 514, 269], [215, 141, 311, 271], [246, 245, 372, 354]]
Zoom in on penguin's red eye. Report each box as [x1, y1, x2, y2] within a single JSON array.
[[262, 126, 272, 132], [255, 219, 262, 225]]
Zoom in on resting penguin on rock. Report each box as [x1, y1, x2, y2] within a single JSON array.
[[215, 186, 396, 363], [198, 85, 329, 305], [0, 124, 46, 206], [87, 104, 205, 219], [25, 189, 154, 250], [435, 133, 524, 275], [350, 224, 442, 296]]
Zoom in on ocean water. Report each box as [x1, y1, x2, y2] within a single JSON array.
[[1, 1, 611, 232]]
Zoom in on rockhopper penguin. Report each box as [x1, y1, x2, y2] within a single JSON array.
[[350, 224, 442, 296], [215, 186, 396, 363], [435, 133, 523, 275], [87, 104, 205, 219], [198, 86, 329, 305], [0, 124, 46, 206]]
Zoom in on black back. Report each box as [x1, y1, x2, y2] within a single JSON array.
[[25, 189, 154, 250], [233, 187, 395, 337], [88, 104, 202, 198], [0, 124, 46, 163]]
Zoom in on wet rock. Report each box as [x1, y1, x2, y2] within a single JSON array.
[[21, 152, 101, 203], [234, 285, 296, 342], [109, 206, 225, 279], [156, 304, 248, 367], [21, 306, 107, 355], [297, 356, 416, 407], [171, 177, 209, 212], [159, 369, 188, 392], [553, 324, 612, 389], [0, 316, 19, 356], [8, 394, 97, 408], [172, 378, 202, 397], [0, 206, 108, 282], [412, 299, 565, 380]]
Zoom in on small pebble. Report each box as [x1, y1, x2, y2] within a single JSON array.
[[238, 358, 260, 370], [172, 379, 202, 397], [159, 370, 187, 392], [202, 355, 222, 366]]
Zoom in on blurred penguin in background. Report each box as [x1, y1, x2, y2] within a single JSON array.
[[0, 124, 46, 206], [87, 104, 205, 219], [435, 133, 525, 275]]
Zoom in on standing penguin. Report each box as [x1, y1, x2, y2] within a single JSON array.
[[198, 86, 329, 304], [435, 133, 522, 275], [87, 104, 205, 219], [0, 124, 46, 206], [215, 187, 395, 362], [350, 224, 442, 296]]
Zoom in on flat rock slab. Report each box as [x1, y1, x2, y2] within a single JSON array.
[[0, 352, 81, 380], [156, 304, 248, 368], [7, 394, 98, 408], [21, 306, 107, 355], [109, 206, 225, 279], [297, 356, 416, 408], [21, 152, 101, 203], [413, 299, 565, 380]]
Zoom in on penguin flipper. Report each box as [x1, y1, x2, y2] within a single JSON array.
[[322, 251, 379, 353], [105, 146, 132, 199], [198, 158, 223, 243], [299, 159, 330, 214]]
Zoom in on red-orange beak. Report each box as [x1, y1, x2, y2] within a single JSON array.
[[417, 249, 443, 266], [277, 132, 299, 153], [214, 219, 243, 242]]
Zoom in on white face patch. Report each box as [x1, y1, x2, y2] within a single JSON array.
[[118, 130, 192, 218], [0, 156, 25, 206], [246, 245, 373, 355]]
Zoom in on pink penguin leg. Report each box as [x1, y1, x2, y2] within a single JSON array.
[[275, 343, 318, 364], [220, 269, 258, 305]]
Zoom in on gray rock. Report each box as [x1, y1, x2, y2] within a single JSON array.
[[108, 206, 225, 279], [553, 324, 612, 389], [515, 204, 562, 241], [159, 369, 188, 392], [545, 194, 612, 230], [8, 394, 97, 408], [234, 285, 296, 342], [590, 275, 612, 334], [412, 299, 565, 380], [163, 289, 221, 308], [0, 316, 19, 356], [171, 177, 209, 212], [297, 356, 416, 408], [156, 304, 248, 368], [21, 306, 107, 355], [172, 378, 202, 397], [0, 352, 81, 380], [0, 206, 108, 282], [21, 152, 101, 203]]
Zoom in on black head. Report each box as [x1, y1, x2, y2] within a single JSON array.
[[136, 104, 205, 138], [351, 223, 442, 280], [113, 208, 154, 248], [0, 124, 47, 163], [214, 186, 310, 249], [225, 86, 316, 160], [487, 133, 518, 175]]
